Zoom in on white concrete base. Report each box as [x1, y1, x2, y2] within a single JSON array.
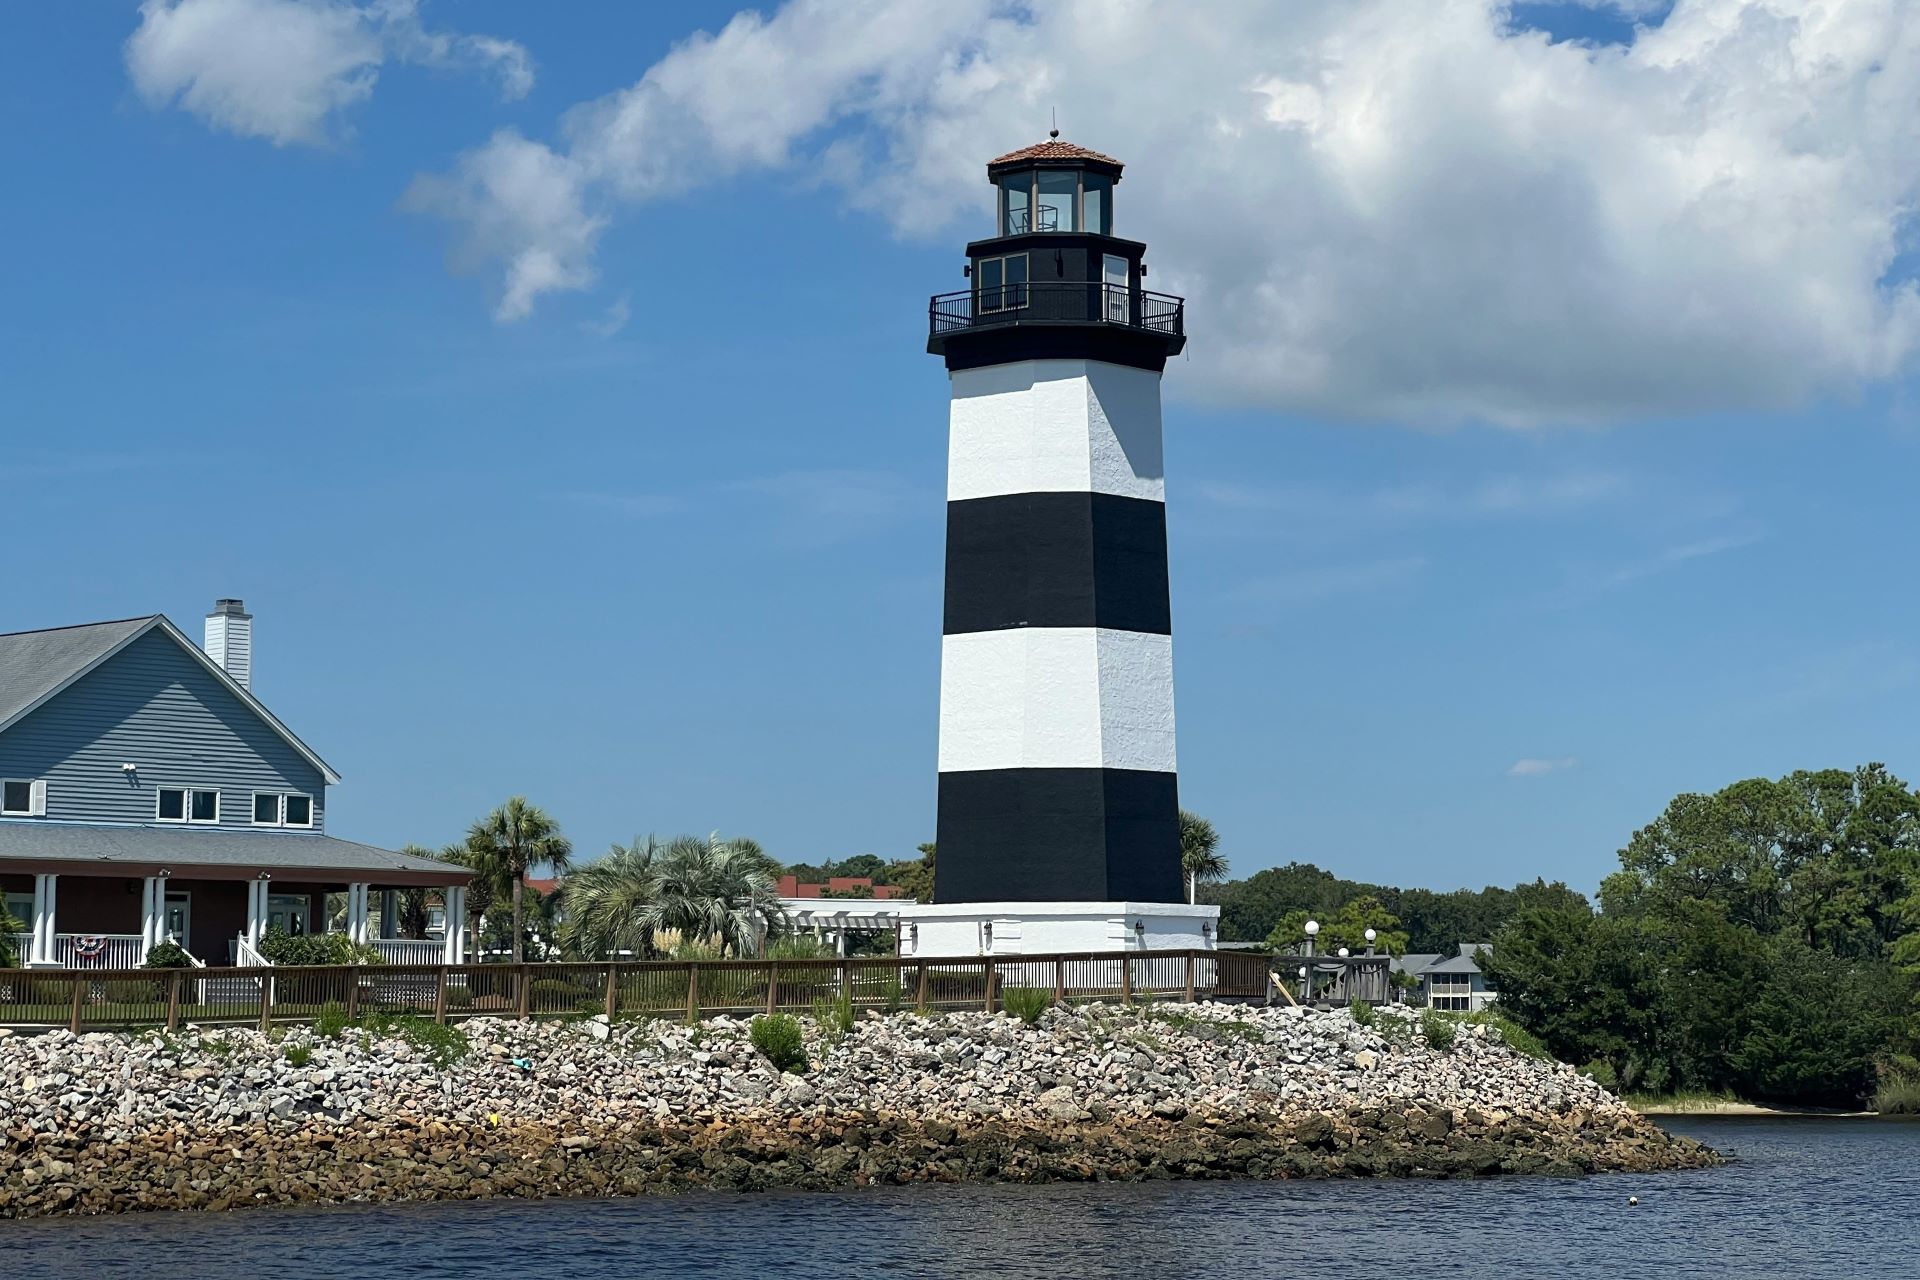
[[895, 901, 1219, 958]]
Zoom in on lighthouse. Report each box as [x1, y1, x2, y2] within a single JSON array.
[[900, 137, 1218, 957]]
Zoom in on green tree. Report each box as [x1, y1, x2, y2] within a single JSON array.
[[559, 834, 787, 959], [1179, 810, 1227, 905], [834, 853, 889, 882], [392, 845, 444, 940], [1264, 894, 1408, 956], [0, 900, 23, 968], [1732, 938, 1903, 1106], [440, 840, 504, 956], [885, 843, 936, 905], [465, 797, 573, 964]]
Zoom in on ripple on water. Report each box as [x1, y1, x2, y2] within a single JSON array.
[[5, 1119, 1916, 1280]]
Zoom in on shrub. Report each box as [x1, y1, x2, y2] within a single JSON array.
[[767, 936, 833, 961], [812, 989, 854, 1041], [750, 1012, 809, 1074], [1420, 1008, 1457, 1051], [1000, 986, 1053, 1026], [143, 941, 195, 969], [313, 1001, 350, 1039], [443, 986, 475, 1008], [257, 927, 381, 967], [526, 978, 595, 1009], [1875, 1072, 1920, 1116], [1462, 1009, 1549, 1060], [284, 1044, 313, 1067], [359, 1012, 469, 1067], [1581, 1059, 1619, 1091], [1348, 999, 1375, 1028]]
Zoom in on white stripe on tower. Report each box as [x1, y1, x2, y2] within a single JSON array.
[[947, 359, 1164, 502]]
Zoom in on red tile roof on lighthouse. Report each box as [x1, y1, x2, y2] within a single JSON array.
[[989, 139, 1123, 166]]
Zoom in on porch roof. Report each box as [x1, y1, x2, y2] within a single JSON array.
[[0, 822, 469, 886]]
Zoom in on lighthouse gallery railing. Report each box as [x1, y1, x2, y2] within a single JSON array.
[[930, 282, 1184, 339]]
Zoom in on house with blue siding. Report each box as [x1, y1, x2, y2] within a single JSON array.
[[0, 601, 469, 969]]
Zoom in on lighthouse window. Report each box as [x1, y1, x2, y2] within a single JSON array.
[[977, 253, 1028, 312], [1035, 171, 1078, 231], [999, 176, 1032, 235], [1082, 174, 1112, 235]]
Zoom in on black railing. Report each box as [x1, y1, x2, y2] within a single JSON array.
[[930, 282, 1185, 340]]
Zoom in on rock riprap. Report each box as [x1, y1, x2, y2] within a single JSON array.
[[0, 1003, 1717, 1216]]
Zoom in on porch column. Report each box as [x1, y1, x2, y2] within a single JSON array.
[[30, 873, 56, 966], [442, 885, 466, 964], [245, 879, 269, 948], [380, 888, 397, 940], [139, 875, 168, 961], [346, 883, 371, 945]]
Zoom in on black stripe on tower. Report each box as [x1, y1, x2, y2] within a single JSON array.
[[935, 768, 1183, 903], [943, 492, 1170, 635]]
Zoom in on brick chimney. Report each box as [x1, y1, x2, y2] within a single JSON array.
[[204, 598, 253, 690]]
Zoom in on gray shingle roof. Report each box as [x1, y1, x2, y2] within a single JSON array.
[[0, 821, 467, 880], [0, 617, 154, 729], [1425, 944, 1492, 974]]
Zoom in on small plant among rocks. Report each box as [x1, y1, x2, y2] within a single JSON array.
[[313, 1001, 350, 1040], [1000, 986, 1053, 1026], [1348, 1000, 1375, 1028], [812, 990, 855, 1043], [283, 1044, 313, 1067], [749, 1013, 809, 1074], [1420, 1008, 1457, 1051]]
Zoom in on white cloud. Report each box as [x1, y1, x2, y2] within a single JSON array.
[[406, 0, 1920, 426], [1508, 756, 1578, 776], [126, 0, 531, 147]]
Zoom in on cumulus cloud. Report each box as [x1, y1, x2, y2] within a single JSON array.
[[403, 0, 1920, 426], [1508, 756, 1579, 776], [126, 0, 531, 147]]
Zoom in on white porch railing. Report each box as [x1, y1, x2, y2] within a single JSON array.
[[236, 936, 272, 968], [6, 934, 28, 962], [42, 934, 147, 969], [371, 938, 443, 965]]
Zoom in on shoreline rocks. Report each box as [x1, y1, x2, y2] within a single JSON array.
[[0, 1002, 1720, 1217]]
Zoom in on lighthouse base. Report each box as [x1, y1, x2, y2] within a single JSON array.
[[894, 900, 1218, 959]]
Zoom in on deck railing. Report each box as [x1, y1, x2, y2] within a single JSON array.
[[929, 282, 1185, 339], [371, 938, 444, 965], [0, 948, 1275, 1033]]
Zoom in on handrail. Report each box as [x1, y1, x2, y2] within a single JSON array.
[[235, 935, 271, 968], [930, 282, 1184, 340]]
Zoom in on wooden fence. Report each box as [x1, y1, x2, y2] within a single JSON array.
[[0, 949, 1275, 1034]]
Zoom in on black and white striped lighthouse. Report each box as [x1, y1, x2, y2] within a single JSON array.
[[926, 138, 1188, 908]]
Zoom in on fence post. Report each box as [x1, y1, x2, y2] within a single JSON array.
[[1184, 952, 1196, 1004], [165, 969, 183, 1033], [258, 970, 273, 1033], [686, 963, 700, 1021], [983, 961, 995, 1015], [838, 959, 850, 1005], [605, 964, 619, 1023], [765, 962, 779, 1016], [516, 963, 531, 1020], [1053, 957, 1066, 1005], [69, 974, 84, 1034], [915, 962, 929, 1010], [433, 967, 448, 1024], [344, 964, 362, 1021], [1121, 956, 1134, 1004]]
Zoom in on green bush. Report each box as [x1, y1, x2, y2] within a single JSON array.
[[1348, 999, 1375, 1028], [143, 941, 195, 969], [359, 1012, 469, 1066], [1461, 1009, 1549, 1060], [1581, 1059, 1619, 1090], [313, 1001, 350, 1039], [443, 986, 475, 1008], [1000, 986, 1053, 1026], [257, 927, 381, 966], [284, 1044, 313, 1067], [1420, 1008, 1457, 1051], [750, 1012, 809, 1074], [812, 989, 854, 1041], [1875, 1072, 1920, 1116]]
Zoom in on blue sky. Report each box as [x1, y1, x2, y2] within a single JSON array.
[[2, 2, 1916, 896]]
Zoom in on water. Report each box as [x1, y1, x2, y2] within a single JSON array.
[[4, 1119, 1915, 1278]]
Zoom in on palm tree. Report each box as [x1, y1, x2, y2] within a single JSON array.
[[558, 833, 786, 959], [393, 845, 443, 940], [466, 797, 573, 963], [640, 834, 786, 957], [442, 841, 504, 957], [1179, 809, 1227, 905], [557, 836, 665, 959]]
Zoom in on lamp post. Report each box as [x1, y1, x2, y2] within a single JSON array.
[[1302, 920, 1319, 1002]]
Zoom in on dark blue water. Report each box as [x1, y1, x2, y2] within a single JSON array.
[[4, 1119, 1915, 1278]]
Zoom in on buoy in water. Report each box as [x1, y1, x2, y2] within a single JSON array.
[[1628, 1196, 1640, 1206]]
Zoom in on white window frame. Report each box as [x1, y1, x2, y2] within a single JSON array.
[[1, 778, 45, 817], [251, 791, 283, 826], [282, 793, 314, 828], [160, 786, 220, 824], [976, 252, 1029, 314]]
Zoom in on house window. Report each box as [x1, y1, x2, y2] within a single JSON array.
[[5, 891, 32, 927], [158, 788, 219, 823], [977, 253, 1028, 313], [1429, 973, 1472, 1011], [1, 778, 45, 816], [252, 792, 314, 827], [284, 794, 313, 827]]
